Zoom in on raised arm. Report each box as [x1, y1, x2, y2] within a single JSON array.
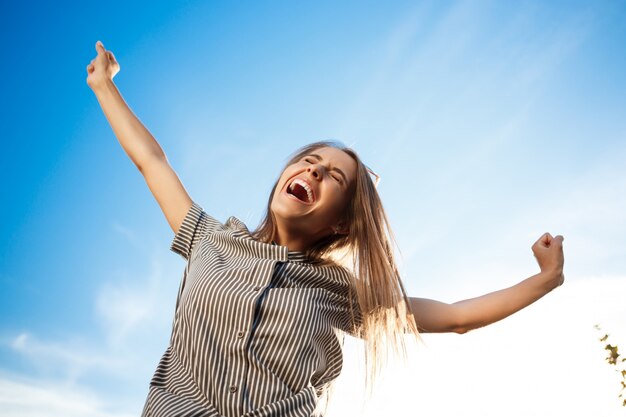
[[86, 40, 193, 235], [410, 233, 565, 334]]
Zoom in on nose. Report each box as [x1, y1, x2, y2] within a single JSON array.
[[307, 163, 323, 181]]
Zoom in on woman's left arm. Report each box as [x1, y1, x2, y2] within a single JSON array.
[[410, 233, 565, 334]]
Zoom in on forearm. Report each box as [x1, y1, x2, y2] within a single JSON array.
[[410, 269, 562, 334], [92, 79, 166, 170], [452, 270, 559, 333]]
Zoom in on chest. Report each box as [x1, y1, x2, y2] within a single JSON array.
[[176, 234, 351, 336]]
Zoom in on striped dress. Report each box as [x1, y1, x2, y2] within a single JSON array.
[[141, 201, 363, 417]]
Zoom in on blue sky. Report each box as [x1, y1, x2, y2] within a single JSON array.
[[1, 1, 626, 416]]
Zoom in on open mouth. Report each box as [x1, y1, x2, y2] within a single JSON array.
[[286, 178, 314, 204]]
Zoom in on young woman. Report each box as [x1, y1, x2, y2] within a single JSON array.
[[86, 40, 565, 417]]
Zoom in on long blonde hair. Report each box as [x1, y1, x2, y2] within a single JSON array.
[[253, 140, 420, 406]]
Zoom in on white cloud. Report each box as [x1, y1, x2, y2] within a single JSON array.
[[0, 375, 134, 417], [7, 332, 124, 383], [95, 255, 168, 349], [3, 244, 173, 377], [0, 243, 178, 416]]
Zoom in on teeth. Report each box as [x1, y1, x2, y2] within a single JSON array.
[[289, 178, 313, 203]]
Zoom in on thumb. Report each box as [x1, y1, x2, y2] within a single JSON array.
[[95, 40, 105, 55]]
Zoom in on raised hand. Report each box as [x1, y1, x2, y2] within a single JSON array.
[[86, 40, 120, 91], [532, 232, 565, 289]]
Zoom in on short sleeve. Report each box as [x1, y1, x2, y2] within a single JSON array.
[[339, 284, 364, 339], [344, 299, 364, 339], [170, 201, 223, 260]]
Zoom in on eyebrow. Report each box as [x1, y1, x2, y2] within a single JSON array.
[[308, 153, 348, 184]]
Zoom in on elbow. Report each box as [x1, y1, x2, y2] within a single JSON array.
[[450, 305, 470, 334], [137, 152, 168, 175], [453, 326, 469, 334], [451, 306, 476, 334]]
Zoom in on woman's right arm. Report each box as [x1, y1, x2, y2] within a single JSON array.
[[87, 40, 192, 235]]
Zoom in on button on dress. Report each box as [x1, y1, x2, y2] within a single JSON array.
[[141, 201, 363, 417]]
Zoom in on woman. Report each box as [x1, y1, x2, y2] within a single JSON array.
[[86, 40, 565, 417]]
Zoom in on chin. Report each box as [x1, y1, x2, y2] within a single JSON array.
[[272, 191, 311, 218], [271, 203, 307, 222]]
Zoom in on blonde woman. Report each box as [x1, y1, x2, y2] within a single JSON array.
[[86, 40, 565, 417]]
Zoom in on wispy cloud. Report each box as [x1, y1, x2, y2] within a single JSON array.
[[7, 333, 124, 383], [111, 222, 138, 247], [95, 255, 169, 349], [336, 1, 594, 166], [505, 145, 626, 277], [399, 141, 626, 304], [0, 375, 135, 417], [1, 243, 177, 415]]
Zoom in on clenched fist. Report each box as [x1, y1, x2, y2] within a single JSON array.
[[86, 40, 120, 90], [532, 232, 565, 289]]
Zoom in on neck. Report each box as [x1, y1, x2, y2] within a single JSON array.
[[273, 222, 319, 252], [273, 233, 311, 253]]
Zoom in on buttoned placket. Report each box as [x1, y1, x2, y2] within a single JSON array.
[[160, 207, 348, 417], [234, 244, 293, 416]]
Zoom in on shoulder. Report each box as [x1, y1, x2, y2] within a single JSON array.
[[320, 259, 354, 279], [307, 259, 355, 289], [217, 215, 254, 238]]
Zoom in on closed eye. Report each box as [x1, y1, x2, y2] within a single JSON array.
[[302, 155, 343, 185]]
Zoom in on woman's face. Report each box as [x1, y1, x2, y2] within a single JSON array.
[[271, 146, 357, 245]]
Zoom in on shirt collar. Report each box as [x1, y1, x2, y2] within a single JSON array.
[[271, 241, 309, 263]]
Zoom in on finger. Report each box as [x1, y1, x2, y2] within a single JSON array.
[[96, 40, 105, 55], [540, 232, 553, 246], [553, 235, 564, 248], [107, 51, 115, 62]]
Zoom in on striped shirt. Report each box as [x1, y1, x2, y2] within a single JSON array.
[[141, 201, 362, 417]]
